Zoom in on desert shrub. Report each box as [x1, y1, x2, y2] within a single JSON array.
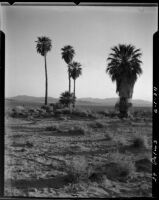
[[104, 152, 135, 181], [10, 106, 29, 118], [103, 110, 110, 117], [10, 110, 29, 118], [25, 141, 33, 148], [36, 108, 44, 113], [87, 112, 97, 119], [56, 108, 71, 115], [88, 165, 104, 182], [71, 109, 97, 119], [68, 126, 86, 135], [65, 156, 90, 183], [58, 115, 68, 121], [72, 109, 88, 117], [135, 158, 152, 173], [45, 125, 59, 131], [27, 108, 42, 117], [62, 108, 71, 114], [133, 109, 152, 118], [28, 108, 36, 113], [104, 161, 135, 181], [54, 109, 64, 115], [97, 110, 117, 118], [133, 110, 140, 117], [97, 110, 109, 116], [51, 102, 64, 110], [104, 133, 112, 141], [12, 106, 25, 113], [89, 121, 104, 129], [41, 105, 53, 113], [131, 135, 148, 149], [9, 110, 18, 118], [108, 110, 118, 118]]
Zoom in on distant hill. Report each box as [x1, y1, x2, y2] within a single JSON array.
[[10, 95, 57, 103], [78, 97, 152, 107], [6, 95, 152, 107]]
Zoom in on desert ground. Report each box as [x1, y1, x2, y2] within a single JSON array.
[[5, 102, 152, 198]]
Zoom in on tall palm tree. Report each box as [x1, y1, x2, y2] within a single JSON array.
[[69, 61, 82, 108], [106, 44, 142, 117], [35, 36, 52, 105], [61, 45, 75, 94]]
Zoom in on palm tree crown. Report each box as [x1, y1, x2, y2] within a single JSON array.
[[35, 36, 52, 56], [69, 62, 82, 80], [61, 45, 75, 64], [106, 44, 142, 93], [59, 91, 75, 107]]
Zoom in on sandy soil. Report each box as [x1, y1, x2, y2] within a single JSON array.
[[5, 112, 152, 197]]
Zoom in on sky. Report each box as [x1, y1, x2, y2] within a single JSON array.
[[1, 5, 158, 101]]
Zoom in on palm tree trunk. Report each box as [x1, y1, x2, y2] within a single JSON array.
[[73, 79, 76, 108], [118, 77, 135, 118], [119, 97, 128, 118], [44, 55, 48, 105], [68, 67, 71, 94]]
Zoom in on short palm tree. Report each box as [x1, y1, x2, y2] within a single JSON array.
[[106, 44, 142, 117], [35, 36, 52, 105], [69, 62, 82, 108], [61, 45, 75, 94], [59, 91, 75, 108]]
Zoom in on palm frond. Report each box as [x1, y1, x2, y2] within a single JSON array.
[[61, 45, 75, 64], [35, 36, 52, 56], [69, 61, 82, 80]]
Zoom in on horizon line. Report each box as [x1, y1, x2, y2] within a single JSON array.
[[5, 94, 152, 102]]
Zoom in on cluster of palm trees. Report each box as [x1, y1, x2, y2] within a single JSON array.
[[36, 36, 142, 117], [61, 46, 82, 108], [35, 36, 82, 109]]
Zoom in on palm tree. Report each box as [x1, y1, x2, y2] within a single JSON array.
[[61, 45, 75, 94], [59, 91, 75, 108], [106, 44, 142, 117], [35, 36, 52, 105], [69, 61, 82, 108]]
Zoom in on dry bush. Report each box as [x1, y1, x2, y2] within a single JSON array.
[[25, 141, 33, 148], [41, 105, 54, 113], [45, 125, 60, 131], [133, 109, 152, 118], [104, 152, 136, 181], [71, 109, 97, 119], [97, 110, 108, 116], [89, 121, 104, 129], [108, 110, 118, 118], [104, 133, 112, 141], [54, 108, 71, 115], [97, 110, 118, 118], [135, 158, 152, 173], [60, 108, 71, 114], [68, 126, 87, 135], [131, 135, 148, 149], [72, 109, 89, 117], [54, 109, 64, 115], [10, 110, 29, 118], [87, 152, 135, 183], [65, 156, 91, 183]]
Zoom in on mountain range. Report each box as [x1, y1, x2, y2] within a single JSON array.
[[6, 95, 152, 107]]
